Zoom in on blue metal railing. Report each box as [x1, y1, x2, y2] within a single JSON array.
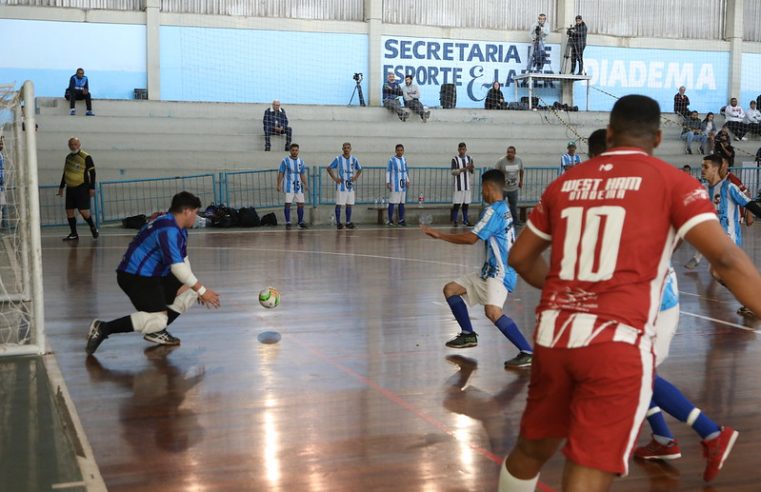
[[520, 167, 562, 204], [39, 185, 100, 227], [221, 168, 312, 209]]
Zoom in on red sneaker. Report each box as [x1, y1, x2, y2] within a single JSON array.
[[633, 437, 682, 460], [701, 426, 739, 482]]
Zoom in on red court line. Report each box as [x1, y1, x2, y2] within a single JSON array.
[[289, 335, 557, 492]]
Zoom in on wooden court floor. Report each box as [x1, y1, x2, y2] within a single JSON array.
[[41, 224, 761, 491]]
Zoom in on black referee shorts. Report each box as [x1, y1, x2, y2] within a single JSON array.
[[116, 271, 183, 313], [65, 184, 91, 210]]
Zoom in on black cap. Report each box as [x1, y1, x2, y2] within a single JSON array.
[[575, 15, 582, 20]]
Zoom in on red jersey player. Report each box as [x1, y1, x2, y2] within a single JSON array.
[[497, 95, 761, 492]]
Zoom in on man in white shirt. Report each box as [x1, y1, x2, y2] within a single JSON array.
[[724, 97, 748, 141], [402, 75, 430, 122], [745, 100, 761, 136], [528, 14, 549, 72]]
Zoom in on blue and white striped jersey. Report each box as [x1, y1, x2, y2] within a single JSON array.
[[560, 153, 581, 172], [386, 156, 409, 192], [0, 151, 4, 190], [117, 213, 187, 277], [708, 177, 751, 245], [472, 200, 517, 292], [329, 155, 362, 191], [659, 267, 678, 312], [279, 157, 305, 193]]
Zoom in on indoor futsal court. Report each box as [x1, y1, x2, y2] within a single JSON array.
[[39, 224, 761, 491]]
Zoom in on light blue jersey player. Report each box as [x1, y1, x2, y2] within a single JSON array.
[[277, 143, 308, 229], [422, 169, 533, 369], [327, 142, 363, 229], [386, 144, 410, 226]]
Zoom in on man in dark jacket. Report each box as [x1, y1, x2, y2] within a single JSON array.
[[382, 73, 407, 122], [263, 100, 293, 151], [568, 15, 587, 75], [68, 68, 94, 116]]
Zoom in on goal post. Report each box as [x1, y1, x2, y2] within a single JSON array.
[[0, 80, 46, 357]]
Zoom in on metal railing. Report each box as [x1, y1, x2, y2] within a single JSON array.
[[520, 167, 561, 205], [39, 185, 100, 228], [220, 168, 312, 209]]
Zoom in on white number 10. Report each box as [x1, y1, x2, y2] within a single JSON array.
[[559, 206, 626, 281]]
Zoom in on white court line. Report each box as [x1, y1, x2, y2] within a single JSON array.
[[677, 290, 734, 304], [51, 481, 87, 490], [679, 310, 761, 333]]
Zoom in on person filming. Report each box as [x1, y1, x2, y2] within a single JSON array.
[[567, 15, 587, 75]]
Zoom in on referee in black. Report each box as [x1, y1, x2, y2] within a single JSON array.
[[57, 137, 98, 240]]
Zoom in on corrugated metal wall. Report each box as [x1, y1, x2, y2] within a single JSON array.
[[382, 0, 557, 31], [574, 0, 726, 40], [0, 0, 144, 10], [159, 0, 363, 20], [745, 0, 761, 42]]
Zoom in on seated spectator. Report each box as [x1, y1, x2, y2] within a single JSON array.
[[756, 146, 761, 167], [485, 81, 505, 110], [715, 128, 735, 167], [673, 86, 690, 118], [682, 164, 692, 174], [702, 112, 717, 153], [382, 73, 407, 122], [745, 100, 761, 136], [560, 141, 581, 172], [262, 99, 292, 151], [402, 75, 430, 122], [67, 68, 94, 116], [681, 111, 707, 154], [723, 97, 748, 140]]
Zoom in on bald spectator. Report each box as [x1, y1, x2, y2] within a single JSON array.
[[673, 86, 690, 118], [263, 99, 293, 151], [382, 72, 407, 122]]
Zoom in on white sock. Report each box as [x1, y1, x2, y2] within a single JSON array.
[[498, 461, 539, 492]]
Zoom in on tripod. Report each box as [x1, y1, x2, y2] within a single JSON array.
[[348, 80, 366, 107], [562, 38, 573, 74]]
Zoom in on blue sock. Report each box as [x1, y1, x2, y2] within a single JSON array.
[[462, 204, 469, 223], [335, 206, 341, 223], [494, 315, 532, 353], [297, 206, 304, 224], [446, 296, 474, 333], [284, 206, 291, 224], [646, 399, 675, 441], [346, 206, 352, 223], [399, 204, 405, 222], [387, 203, 394, 223], [653, 375, 721, 440]]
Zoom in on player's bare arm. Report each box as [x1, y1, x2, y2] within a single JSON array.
[[276, 172, 284, 192], [420, 224, 479, 245], [327, 167, 341, 184]]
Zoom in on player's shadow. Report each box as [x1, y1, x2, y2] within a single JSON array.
[[631, 456, 682, 492], [85, 345, 205, 454], [442, 355, 529, 456]]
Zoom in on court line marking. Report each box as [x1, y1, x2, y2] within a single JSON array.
[[51, 481, 87, 490], [679, 311, 760, 333], [289, 335, 557, 492]]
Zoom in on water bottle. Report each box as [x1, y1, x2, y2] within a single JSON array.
[[330, 214, 336, 226], [418, 193, 424, 208]]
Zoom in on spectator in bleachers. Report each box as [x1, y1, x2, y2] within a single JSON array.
[[67, 68, 94, 116], [560, 141, 581, 172], [673, 86, 690, 118], [528, 13, 549, 73], [485, 82, 505, 110], [723, 97, 748, 141], [702, 112, 718, 153], [451, 142, 475, 226], [402, 75, 430, 122], [681, 111, 708, 155], [568, 15, 587, 75], [745, 100, 761, 136], [262, 99, 292, 152], [494, 146, 524, 227], [715, 128, 735, 167], [682, 164, 692, 173], [383, 72, 407, 122]]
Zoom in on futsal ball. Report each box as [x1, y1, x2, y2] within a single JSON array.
[[258, 287, 280, 309]]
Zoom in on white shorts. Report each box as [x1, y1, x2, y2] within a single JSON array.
[[453, 190, 472, 205], [336, 190, 356, 206], [388, 191, 406, 204], [0, 191, 5, 206], [653, 305, 679, 367], [455, 272, 508, 308], [284, 192, 305, 204]]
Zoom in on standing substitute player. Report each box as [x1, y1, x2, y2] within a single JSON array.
[[57, 137, 98, 241], [422, 169, 534, 369], [386, 143, 410, 226], [499, 95, 761, 492], [86, 192, 220, 354], [276, 143, 309, 230], [327, 142, 362, 229]]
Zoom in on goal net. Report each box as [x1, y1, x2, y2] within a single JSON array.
[[0, 81, 45, 356]]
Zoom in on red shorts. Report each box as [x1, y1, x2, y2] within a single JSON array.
[[519, 342, 654, 475]]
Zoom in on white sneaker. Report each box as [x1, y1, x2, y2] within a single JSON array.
[[143, 329, 181, 346]]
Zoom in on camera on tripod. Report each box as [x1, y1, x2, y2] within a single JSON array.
[[349, 72, 365, 107], [566, 25, 577, 36], [534, 25, 542, 36], [353, 73, 363, 83]]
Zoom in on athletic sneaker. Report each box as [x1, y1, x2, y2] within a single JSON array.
[[463, 221, 472, 227], [737, 306, 754, 316], [684, 256, 701, 269], [504, 352, 533, 369], [337, 223, 344, 230], [701, 426, 739, 482], [423, 110, 431, 122], [143, 329, 181, 346], [298, 222, 308, 229], [90, 226, 99, 239], [346, 222, 356, 229], [385, 221, 394, 227], [86, 111, 95, 116], [63, 233, 79, 241], [634, 437, 683, 461], [85, 320, 107, 355], [399, 112, 408, 122], [285, 223, 292, 230], [445, 331, 478, 348], [398, 220, 407, 227], [69, 109, 76, 116]]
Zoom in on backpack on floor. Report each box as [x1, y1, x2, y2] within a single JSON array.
[[121, 214, 147, 229], [238, 207, 261, 227], [260, 212, 277, 226], [209, 205, 239, 228]]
